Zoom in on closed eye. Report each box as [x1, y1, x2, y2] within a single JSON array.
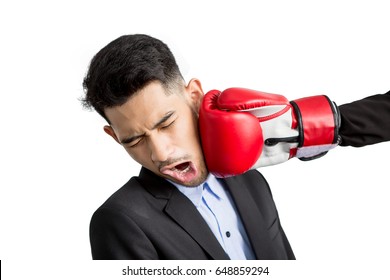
[[121, 134, 145, 148], [128, 138, 143, 148], [161, 120, 175, 130]]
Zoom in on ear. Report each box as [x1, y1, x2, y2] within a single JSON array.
[[185, 78, 204, 111], [103, 125, 120, 144]]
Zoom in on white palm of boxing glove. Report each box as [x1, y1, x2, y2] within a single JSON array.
[[241, 103, 299, 167], [242, 101, 340, 167]]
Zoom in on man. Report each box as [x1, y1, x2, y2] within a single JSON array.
[[82, 34, 390, 260]]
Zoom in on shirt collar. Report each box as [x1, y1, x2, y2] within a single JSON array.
[[168, 173, 223, 208], [204, 174, 224, 200]]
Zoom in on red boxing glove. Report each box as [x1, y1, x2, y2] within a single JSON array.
[[199, 89, 264, 178], [199, 88, 340, 178]]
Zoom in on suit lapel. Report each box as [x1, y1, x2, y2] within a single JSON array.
[[138, 168, 229, 260], [164, 190, 229, 260], [223, 175, 279, 259]]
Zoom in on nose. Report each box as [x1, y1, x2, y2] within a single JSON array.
[[149, 134, 173, 163]]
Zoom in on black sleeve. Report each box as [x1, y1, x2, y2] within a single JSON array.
[[338, 90, 390, 147], [89, 207, 159, 260]]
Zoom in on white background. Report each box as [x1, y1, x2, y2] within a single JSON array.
[[0, 0, 389, 279]]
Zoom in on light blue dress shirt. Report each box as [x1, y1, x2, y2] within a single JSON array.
[[169, 174, 255, 260]]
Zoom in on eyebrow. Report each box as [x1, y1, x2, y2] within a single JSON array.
[[120, 111, 176, 145]]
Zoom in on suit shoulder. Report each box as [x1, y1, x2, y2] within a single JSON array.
[[236, 169, 270, 186], [232, 169, 274, 197], [92, 173, 170, 221]]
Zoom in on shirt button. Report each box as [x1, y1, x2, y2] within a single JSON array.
[[226, 231, 231, 238]]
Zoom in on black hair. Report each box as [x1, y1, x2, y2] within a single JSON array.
[[81, 34, 184, 122]]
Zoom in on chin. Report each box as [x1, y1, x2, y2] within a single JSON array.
[[186, 169, 208, 187]]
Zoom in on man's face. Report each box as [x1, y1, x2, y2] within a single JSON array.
[[104, 80, 208, 187]]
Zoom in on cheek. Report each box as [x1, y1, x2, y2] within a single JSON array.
[[125, 148, 149, 166], [178, 117, 201, 149]]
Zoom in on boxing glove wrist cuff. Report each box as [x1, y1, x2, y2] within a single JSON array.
[[290, 95, 341, 159]]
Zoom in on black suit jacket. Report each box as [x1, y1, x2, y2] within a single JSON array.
[[90, 167, 295, 260], [338, 90, 390, 147], [90, 90, 390, 260]]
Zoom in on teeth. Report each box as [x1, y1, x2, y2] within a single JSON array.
[[174, 164, 190, 173], [182, 164, 190, 173]]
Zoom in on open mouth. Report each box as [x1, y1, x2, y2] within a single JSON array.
[[174, 162, 191, 172], [160, 161, 198, 184]]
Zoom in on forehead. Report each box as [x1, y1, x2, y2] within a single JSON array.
[[105, 82, 186, 131]]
